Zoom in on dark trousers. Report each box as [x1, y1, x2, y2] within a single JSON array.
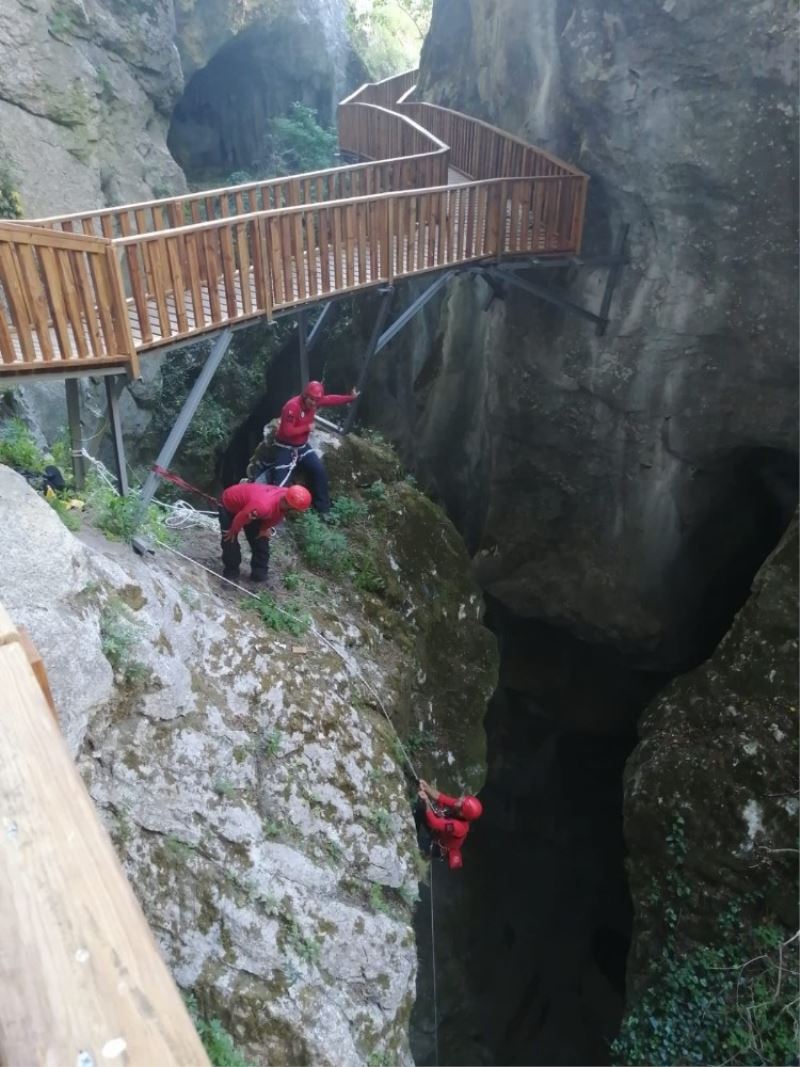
[[269, 442, 331, 514], [218, 506, 270, 579], [414, 799, 435, 856]]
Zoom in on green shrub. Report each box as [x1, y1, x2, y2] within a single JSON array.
[[329, 495, 368, 527], [184, 993, 253, 1067], [614, 816, 799, 1066], [353, 555, 386, 595], [244, 592, 310, 636], [270, 103, 337, 176], [369, 883, 392, 916], [286, 920, 322, 966], [365, 479, 386, 500], [291, 511, 352, 574], [0, 418, 44, 470], [213, 778, 236, 799], [282, 570, 300, 591], [612, 923, 799, 1066], [0, 165, 22, 219], [86, 478, 175, 545]]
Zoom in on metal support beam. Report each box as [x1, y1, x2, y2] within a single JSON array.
[[297, 310, 309, 391], [105, 375, 129, 497], [373, 271, 453, 356], [343, 286, 395, 434], [140, 328, 233, 508], [595, 224, 629, 337], [64, 379, 85, 491], [490, 267, 607, 327], [306, 300, 336, 352]]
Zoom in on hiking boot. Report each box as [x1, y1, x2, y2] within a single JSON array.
[[250, 570, 269, 583], [222, 567, 240, 581]]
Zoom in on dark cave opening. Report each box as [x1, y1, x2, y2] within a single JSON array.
[[167, 20, 338, 183], [409, 447, 797, 1066]]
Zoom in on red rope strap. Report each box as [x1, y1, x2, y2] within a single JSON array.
[[150, 465, 221, 507]]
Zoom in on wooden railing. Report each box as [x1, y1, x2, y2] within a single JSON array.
[[398, 101, 581, 180], [29, 153, 446, 241], [0, 223, 138, 376], [0, 602, 209, 1064], [1, 66, 589, 373], [113, 174, 584, 352], [337, 103, 449, 188]]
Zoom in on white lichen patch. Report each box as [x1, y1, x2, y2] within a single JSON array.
[[740, 799, 764, 851]]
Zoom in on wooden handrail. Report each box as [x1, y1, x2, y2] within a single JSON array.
[[2, 65, 588, 372], [0, 602, 210, 1064], [0, 223, 138, 376]]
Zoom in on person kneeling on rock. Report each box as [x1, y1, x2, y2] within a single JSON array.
[[416, 779, 483, 870], [269, 380, 358, 516], [219, 483, 311, 582]]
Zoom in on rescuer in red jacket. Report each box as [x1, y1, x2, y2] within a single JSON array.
[[268, 380, 358, 515], [416, 778, 483, 870], [219, 482, 311, 581]]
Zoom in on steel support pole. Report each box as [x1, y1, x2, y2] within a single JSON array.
[[64, 378, 86, 490], [595, 224, 629, 337], [373, 272, 452, 355], [343, 286, 395, 434], [297, 310, 309, 391], [139, 328, 233, 507], [490, 267, 607, 327], [105, 375, 129, 497]]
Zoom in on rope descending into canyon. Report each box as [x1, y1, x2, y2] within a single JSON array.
[[150, 538, 422, 782], [430, 858, 440, 1067]]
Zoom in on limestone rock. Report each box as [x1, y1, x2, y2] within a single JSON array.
[[620, 517, 798, 1045], [358, 0, 798, 667], [0, 441, 496, 1061]]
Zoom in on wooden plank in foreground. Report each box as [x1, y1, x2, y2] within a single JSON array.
[[0, 636, 209, 1066]]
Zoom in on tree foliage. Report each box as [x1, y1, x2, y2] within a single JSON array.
[[348, 0, 432, 78]]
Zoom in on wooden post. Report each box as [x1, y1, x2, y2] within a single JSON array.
[[65, 378, 86, 490], [105, 374, 129, 497], [0, 604, 210, 1065]]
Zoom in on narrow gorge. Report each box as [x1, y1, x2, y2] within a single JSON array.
[[0, 1, 796, 1065]]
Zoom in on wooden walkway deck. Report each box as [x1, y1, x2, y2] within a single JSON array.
[[0, 70, 588, 379]]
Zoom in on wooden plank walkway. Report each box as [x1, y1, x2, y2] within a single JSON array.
[[0, 69, 588, 377]]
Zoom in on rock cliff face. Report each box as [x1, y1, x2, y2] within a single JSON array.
[[360, 0, 798, 669], [0, 0, 353, 218], [0, 435, 497, 1063]]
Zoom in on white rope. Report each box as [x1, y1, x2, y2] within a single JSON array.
[[430, 859, 440, 1067]]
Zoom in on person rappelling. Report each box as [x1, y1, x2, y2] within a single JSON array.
[[219, 483, 311, 581], [416, 778, 483, 870], [268, 381, 359, 516]]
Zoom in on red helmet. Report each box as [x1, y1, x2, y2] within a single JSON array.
[[303, 380, 324, 400], [285, 485, 312, 511], [459, 796, 483, 821]]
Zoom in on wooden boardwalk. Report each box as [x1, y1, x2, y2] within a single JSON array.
[[0, 70, 588, 379]]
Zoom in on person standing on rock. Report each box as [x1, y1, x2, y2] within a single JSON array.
[[268, 381, 359, 516], [416, 778, 483, 870], [219, 483, 311, 582]]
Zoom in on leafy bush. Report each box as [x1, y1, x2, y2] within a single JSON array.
[[86, 478, 175, 545], [0, 166, 23, 219], [367, 807, 392, 840], [613, 816, 799, 1066], [0, 418, 44, 470], [184, 994, 253, 1067], [354, 555, 386, 595], [365, 479, 386, 501], [291, 511, 352, 574], [286, 919, 322, 965], [329, 495, 368, 527], [270, 103, 337, 176], [244, 591, 310, 636], [612, 923, 799, 1066]]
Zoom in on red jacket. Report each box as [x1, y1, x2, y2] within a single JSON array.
[[276, 392, 353, 446], [424, 792, 470, 869], [221, 483, 287, 539]]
